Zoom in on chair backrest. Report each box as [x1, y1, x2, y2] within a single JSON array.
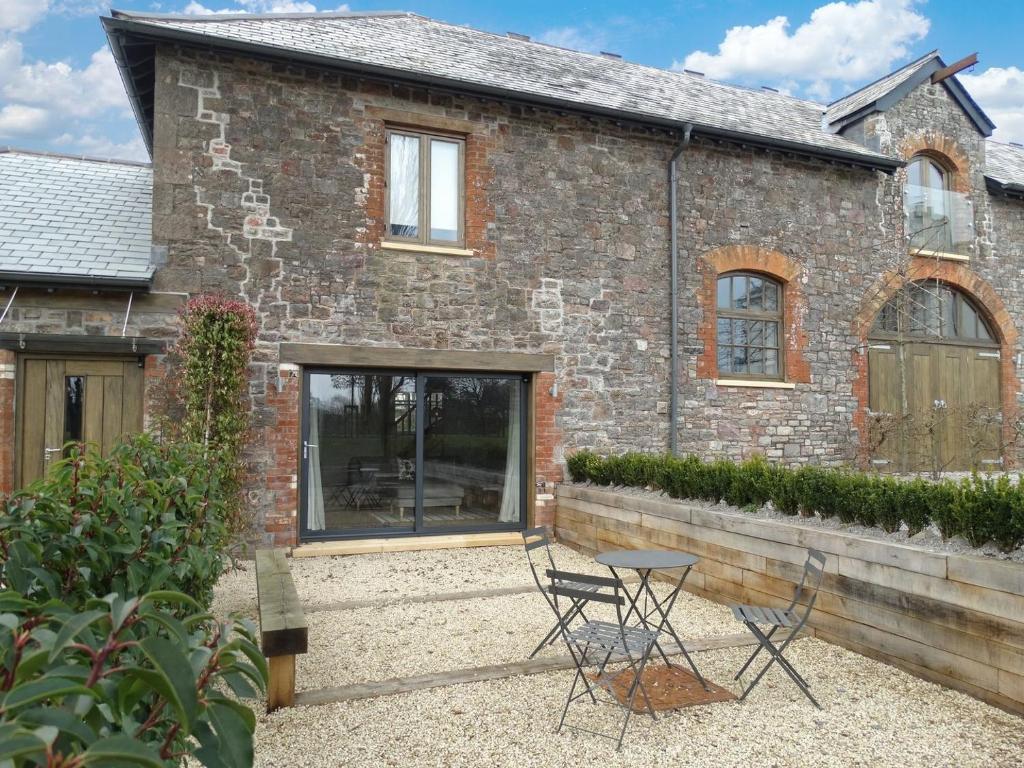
[[789, 548, 826, 622], [546, 568, 633, 652], [522, 527, 558, 601]]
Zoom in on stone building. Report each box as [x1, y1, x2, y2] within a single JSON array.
[[1, 10, 1022, 547]]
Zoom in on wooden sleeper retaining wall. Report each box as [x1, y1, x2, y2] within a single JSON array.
[[554, 484, 1024, 715]]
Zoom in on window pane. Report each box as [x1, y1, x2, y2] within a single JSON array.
[[388, 134, 420, 238], [717, 318, 732, 346], [763, 281, 779, 311], [765, 321, 779, 347], [747, 347, 764, 375], [718, 345, 733, 373], [429, 139, 460, 241], [63, 376, 84, 444], [422, 376, 522, 529], [732, 318, 747, 346], [731, 346, 749, 372], [765, 348, 779, 375], [732, 275, 748, 309], [926, 160, 945, 190], [747, 320, 764, 347], [748, 276, 764, 310], [717, 277, 732, 309]]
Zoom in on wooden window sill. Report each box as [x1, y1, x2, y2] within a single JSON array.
[[380, 241, 475, 257], [715, 379, 796, 389], [911, 248, 970, 262]]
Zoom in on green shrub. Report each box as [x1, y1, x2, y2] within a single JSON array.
[[770, 467, 800, 515], [0, 590, 264, 767], [1, 436, 230, 608], [725, 456, 776, 509], [929, 479, 961, 539], [900, 478, 934, 537], [562, 449, 1024, 551], [0, 436, 265, 767]]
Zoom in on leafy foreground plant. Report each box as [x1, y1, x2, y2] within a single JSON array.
[[0, 590, 266, 767], [0, 437, 267, 766]]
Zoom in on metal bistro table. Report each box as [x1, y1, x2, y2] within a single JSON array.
[[595, 549, 708, 690]]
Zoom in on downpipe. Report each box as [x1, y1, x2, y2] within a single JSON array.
[[668, 124, 693, 455]]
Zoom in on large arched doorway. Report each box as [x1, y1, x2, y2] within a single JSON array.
[[868, 279, 1002, 472]]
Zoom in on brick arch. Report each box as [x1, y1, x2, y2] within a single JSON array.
[[697, 245, 810, 383], [851, 259, 1020, 466], [899, 133, 971, 194]]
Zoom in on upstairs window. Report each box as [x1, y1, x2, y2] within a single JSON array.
[[386, 129, 464, 246], [716, 272, 784, 379], [905, 155, 955, 254]]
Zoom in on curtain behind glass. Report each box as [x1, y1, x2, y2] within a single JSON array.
[[498, 385, 520, 523], [430, 139, 459, 241], [307, 398, 326, 531], [389, 134, 419, 238]]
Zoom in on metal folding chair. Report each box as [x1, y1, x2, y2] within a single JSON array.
[[731, 548, 826, 708], [547, 568, 660, 750], [522, 527, 599, 658]]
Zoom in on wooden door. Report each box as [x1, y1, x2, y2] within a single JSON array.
[[18, 358, 145, 487], [868, 342, 1002, 472]]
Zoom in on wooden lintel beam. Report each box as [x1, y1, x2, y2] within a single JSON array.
[[932, 53, 978, 83]]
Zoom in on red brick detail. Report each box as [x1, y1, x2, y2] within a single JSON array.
[[898, 134, 971, 193], [534, 371, 563, 488], [0, 350, 15, 495], [357, 110, 496, 259], [696, 245, 811, 383], [852, 259, 1021, 466], [263, 366, 301, 547]]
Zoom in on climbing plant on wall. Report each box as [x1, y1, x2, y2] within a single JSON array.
[[162, 295, 258, 537]]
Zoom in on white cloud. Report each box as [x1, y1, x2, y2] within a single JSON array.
[[676, 0, 929, 101], [1, 0, 50, 33], [54, 132, 149, 161], [536, 26, 609, 54], [0, 104, 50, 137], [959, 66, 1024, 144], [182, 0, 349, 13]]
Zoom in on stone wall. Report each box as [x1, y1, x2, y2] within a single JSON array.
[[555, 484, 1024, 715]]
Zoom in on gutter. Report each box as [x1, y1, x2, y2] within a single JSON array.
[[0, 271, 153, 291], [985, 176, 1024, 200], [668, 124, 692, 456], [101, 16, 902, 173]]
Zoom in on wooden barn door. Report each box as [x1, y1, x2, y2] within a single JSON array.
[[18, 358, 144, 487]]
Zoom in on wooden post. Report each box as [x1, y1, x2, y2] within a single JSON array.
[[267, 654, 297, 712]]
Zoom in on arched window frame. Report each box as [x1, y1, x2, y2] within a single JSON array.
[[905, 152, 957, 255], [870, 280, 998, 347], [715, 271, 785, 381]]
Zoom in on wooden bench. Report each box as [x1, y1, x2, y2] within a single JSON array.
[[255, 549, 308, 712]]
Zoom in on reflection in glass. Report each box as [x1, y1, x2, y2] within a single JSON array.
[[63, 376, 84, 444], [422, 376, 521, 529], [306, 373, 416, 532]]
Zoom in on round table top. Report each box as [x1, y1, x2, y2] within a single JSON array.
[[595, 549, 699, 570]]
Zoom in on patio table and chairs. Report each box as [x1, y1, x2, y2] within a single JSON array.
[[522, 535, 827, 749]]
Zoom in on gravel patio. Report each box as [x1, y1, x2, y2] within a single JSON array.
[[214, 545, 1024, 767]]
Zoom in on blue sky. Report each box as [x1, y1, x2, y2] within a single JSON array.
[[2, 0, 1022, 161]]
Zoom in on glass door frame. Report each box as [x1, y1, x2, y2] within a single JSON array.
[[299, 367, 530, 541]]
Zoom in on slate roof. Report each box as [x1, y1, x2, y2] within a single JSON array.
[[985, 141, 1024, 193], [0, 149, 154, 287], [826, 51, 940, 125], [104, 10, 898, 169]]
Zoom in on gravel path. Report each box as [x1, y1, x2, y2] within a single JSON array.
[[295, 587, 738, 691], [257, 639, 1024, 767]]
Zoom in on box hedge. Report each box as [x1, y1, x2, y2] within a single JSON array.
[[566, 450, 1024, 553]]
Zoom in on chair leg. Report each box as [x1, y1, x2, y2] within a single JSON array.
[[739, 623, 820, 709], [530, 598, 586, 659], [734, 625, 779, 680]]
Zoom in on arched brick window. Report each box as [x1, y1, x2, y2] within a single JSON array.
[[716, 272, 784, 379], [906, 154, 956, 253]]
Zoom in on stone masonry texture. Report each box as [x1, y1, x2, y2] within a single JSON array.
[[4, 43, 1023, 546]]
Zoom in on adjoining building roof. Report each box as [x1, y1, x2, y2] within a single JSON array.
[[0, 149, 154, 289], [826, 51, 995, 138], [827, 51, 940, 125], [102, 9, 901, 171], [985, 141, 1024, 196]]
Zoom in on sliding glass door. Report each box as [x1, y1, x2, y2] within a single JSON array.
[[301, 369, 527, 539]]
